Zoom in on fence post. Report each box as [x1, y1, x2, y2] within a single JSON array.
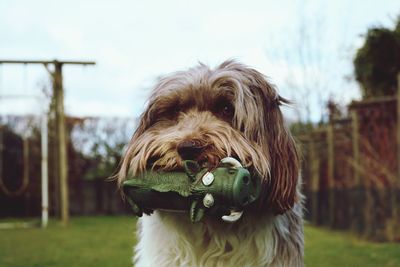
[[327, 123, 335, 227], [309, 136, 320, 224], [351, 110, 362, 233], [351, 110, 360, 187], [395, 73, 400, 221]]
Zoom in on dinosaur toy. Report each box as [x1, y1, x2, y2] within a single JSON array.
[[122, 157, 261, 223]]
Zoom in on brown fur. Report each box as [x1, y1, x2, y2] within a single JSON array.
[[118, 60, 300, 215], [118, 60, 304, 266]]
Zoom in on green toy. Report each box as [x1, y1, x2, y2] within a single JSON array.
[[122, 157, 261, 223]]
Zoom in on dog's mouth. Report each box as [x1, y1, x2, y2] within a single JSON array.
[[146, 154, 243, 172], [146, 157, 159, 169]]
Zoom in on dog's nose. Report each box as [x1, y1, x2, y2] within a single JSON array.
[[177, 140, 204, 160]]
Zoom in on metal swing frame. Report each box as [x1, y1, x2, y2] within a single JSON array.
[[0, 64, 49, 228]]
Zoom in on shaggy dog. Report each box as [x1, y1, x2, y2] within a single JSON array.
[[118, 60, 304, 267]]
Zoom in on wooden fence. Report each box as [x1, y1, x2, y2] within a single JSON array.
[[298, 92, 400, 241], [0, 117, 131, 218]]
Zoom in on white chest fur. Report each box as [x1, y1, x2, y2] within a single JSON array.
[[133, 205, 303, 267]]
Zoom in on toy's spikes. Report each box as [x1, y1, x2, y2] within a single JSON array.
[[221, 157, 243, 168], [190, 200, 205, 223], [183, 160, 201, 182]]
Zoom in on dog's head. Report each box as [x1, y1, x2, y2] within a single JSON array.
[[118, 60, 299, 214]]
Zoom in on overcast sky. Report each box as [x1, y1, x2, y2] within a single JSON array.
[[0, 0, 399, 121]]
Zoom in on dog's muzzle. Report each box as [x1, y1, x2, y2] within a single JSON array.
[[122, 157, 261, 223]]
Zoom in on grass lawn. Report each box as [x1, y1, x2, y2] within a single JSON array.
[[0, 216, 399, 267], [0, 216, 137, 267], [305, 226, 400, 267]]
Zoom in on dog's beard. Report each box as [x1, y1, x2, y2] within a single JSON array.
[[123, 110, 270, 180]]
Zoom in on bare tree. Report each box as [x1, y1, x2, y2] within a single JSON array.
[[266, 0, 352, 123]]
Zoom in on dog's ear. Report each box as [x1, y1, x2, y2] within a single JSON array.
[[265, 108, 300, 214], [117, 101, 154, 184], [133, 102, 154, 137], [243, 68, 299, 214]]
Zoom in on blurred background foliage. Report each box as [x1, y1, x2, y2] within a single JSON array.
[[354, 16, 400, 99]]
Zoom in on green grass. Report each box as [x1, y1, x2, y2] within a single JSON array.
[[0, 216, 137, 267], [305, 225, 400, 267], [0, 216, 399, 267]]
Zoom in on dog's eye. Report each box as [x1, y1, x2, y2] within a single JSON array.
[[174, 107, 181, 114], [161, 103, 181, 118], [167, 106, 181, 119], [222, 105, 232, 115], [219, 103, 234, 119]]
